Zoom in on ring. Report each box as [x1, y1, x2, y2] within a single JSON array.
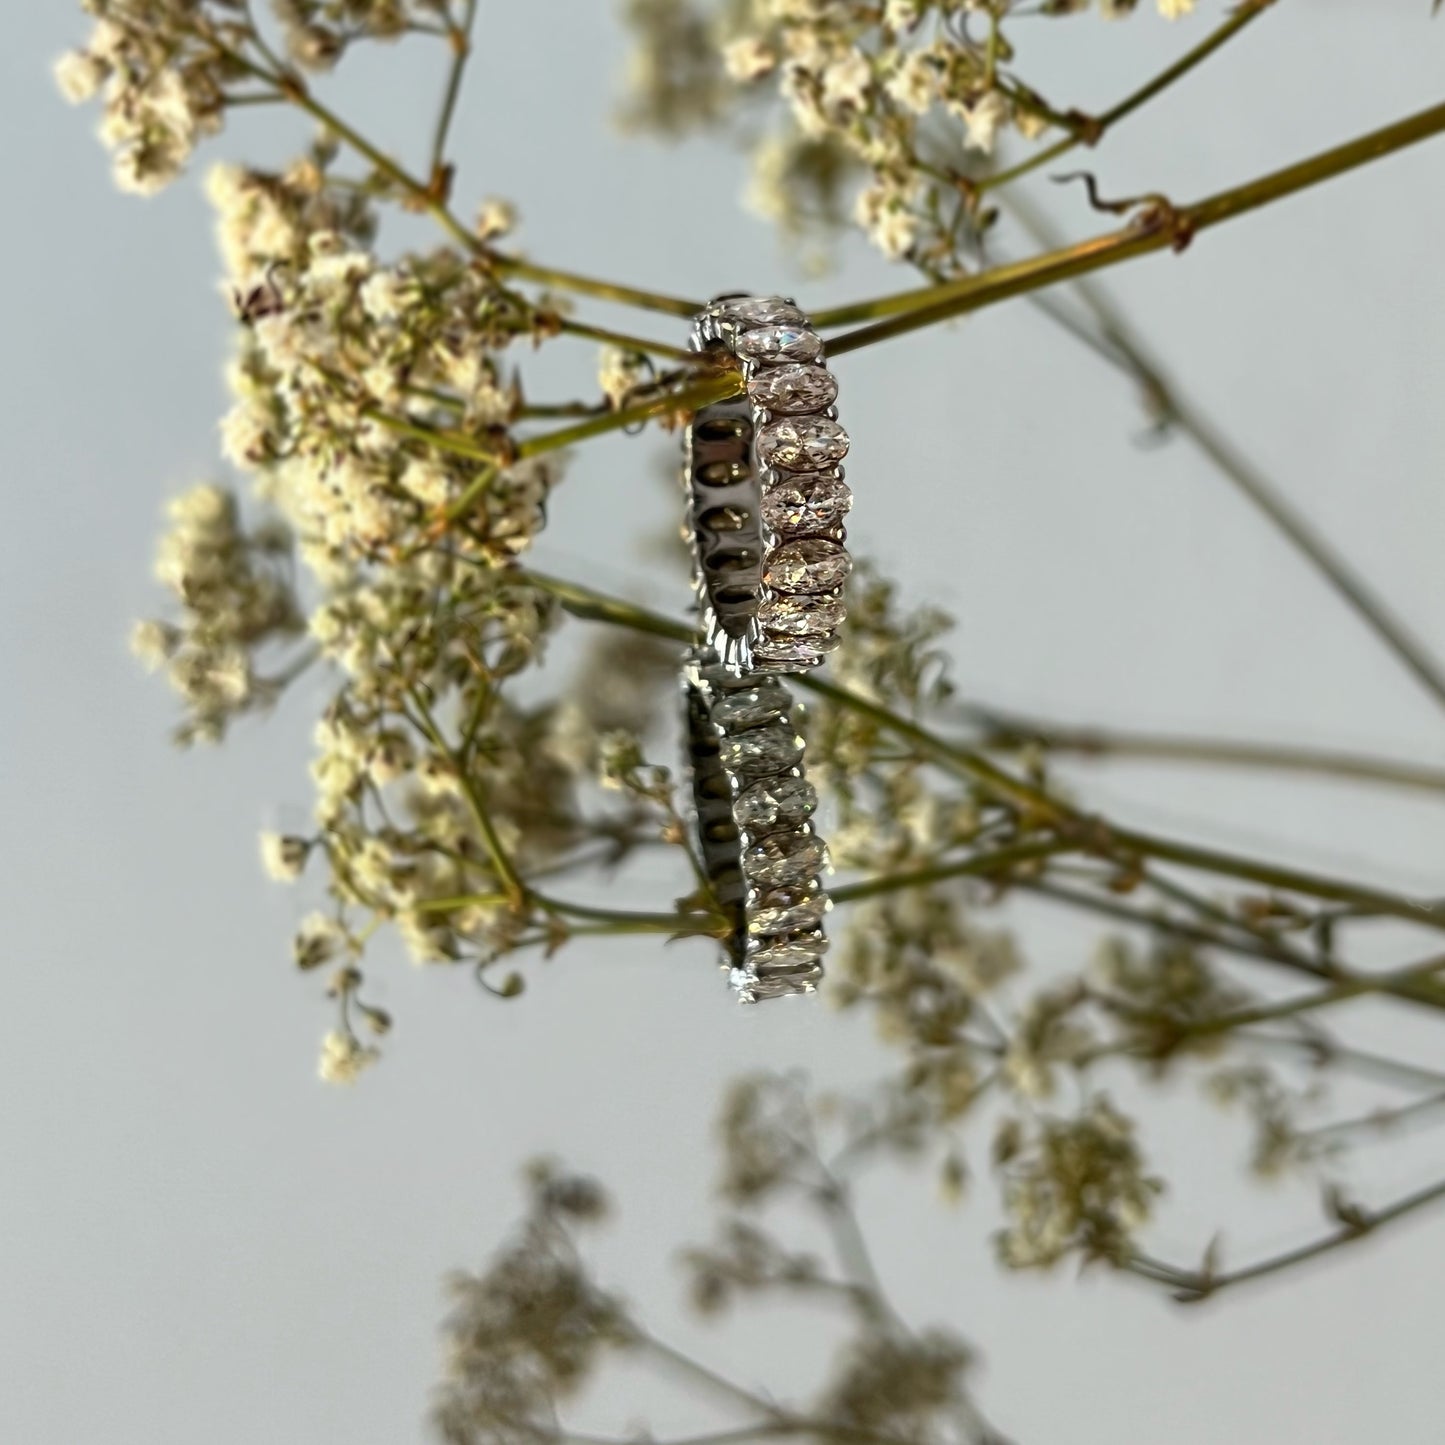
[[683, 646, 830, 1002], [683, 295, 852, 675]]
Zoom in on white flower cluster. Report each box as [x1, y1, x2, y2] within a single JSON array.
[[132, 484, 303, 744], [624, 0, 1199, 263], [995, 1097, 1162, 1268], [270, 0, 452, 72], [53, 2, 242, 195]]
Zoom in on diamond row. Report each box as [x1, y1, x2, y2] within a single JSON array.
[[687, 653, 830, 1003], [699, 296, 852, 672]]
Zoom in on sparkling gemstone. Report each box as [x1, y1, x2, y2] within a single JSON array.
[[751, 638, 821, 668], [736, 325, 822, 365], [758, 594, 845, 638], [721, 296, 806, 326], [735, 775, 817, 834], [757, 416, 850, 471], [749, 932, 830, 972], [763, 538, 852, 595], [749, 890, 829, 937], [743, 831, 828, 888], [711, 687, 790, 732], [719, 724, 803, 777], [731, 964, 820, 1001], [748, 363, 838, 415], [762, 476, 852, 536]]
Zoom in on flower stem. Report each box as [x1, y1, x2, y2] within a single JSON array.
[[829, 838, 1076, 905], [816, 98, 1445, 344], [1126, 1173, 1445, 1303], [427, 0, 479, 192], [520, 572, 1445, 934], [977, 0, 1277, 195]]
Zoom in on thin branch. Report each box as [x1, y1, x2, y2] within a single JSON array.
[[992, 186, 1445, 727], [486, 253, 702, 319], [553, 316, 697, 363], [209, 26, 702, 320], [406, 683, 530, 908], [977, 0, 1277, 194], [1242, 1031, 1445, 1092], [514, 372, 741, 460], [1298, 1087, 1445, 1149], [427, 0, 479, 191], [1176, 396, 1445, 715], [1125, 1174, 1445, 1303], [632, 1330, 786, 1420], [1159, 951, 1445, 1039], [816, 98, 1445, 345], [364, 370, 741, 479], [829, 839, 1075, 905], [976, 710, 1445, 797], [518, 572, 1445, 939]]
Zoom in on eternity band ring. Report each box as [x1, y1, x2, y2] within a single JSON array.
[[683, 646, 831, 1002], [683, 295, 852, 675]]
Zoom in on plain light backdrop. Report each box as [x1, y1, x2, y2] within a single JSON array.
[[4, 5, 1445, 1443]]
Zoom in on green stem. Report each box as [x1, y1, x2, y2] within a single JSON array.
[[367, 371, 739, 476], [1166, 952, 1445, 1039], [554, 316, 696, 363], [1100, 823, 1445, 935], [978, 0, 1276, 194], [487, 255, 702, 319], [534, 895, 722, 933], [519, 572, 1445, 934], [406, 685, 529, 909], [1178, 398, 1445, 716], [829, 838, 1073, 905], [998, 189, 1445, 724], [428, 0, 478, 186], [816, 98, 1445, 344], [514, 373, 741, 460], [212, 27, 701, 320], [978, 711, 1445, 796], [1298, 1087, 1445, 1147], [1126, 1173, 1445, 1303]]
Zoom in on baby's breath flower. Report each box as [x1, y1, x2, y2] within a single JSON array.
[[819, 48, 872, 115], [723, 37, 777, 82], [475, 196, 518, 241], [597, 345, 651, 408], [129, 618, 177, 672], [53, 50, 106, 104], [261, 832, 310, 882], [295, 912, 347, 970], [958, 89, 1011, 154], [317, 1028, 380, 1085], [996, 1098, 1161, 1269], [1158, 0, 1196, 17]]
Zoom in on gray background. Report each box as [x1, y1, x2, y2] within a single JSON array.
[[5, 4, 1445, 1442]]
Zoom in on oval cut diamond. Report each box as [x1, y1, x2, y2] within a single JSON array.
[[762, 476, 852, 535], [736, 325, 822, 365], [748, 363, 839, 415], [719, 724, 803, 777], [752, 637, 821, 667], [743, 832, 828, 888], [721, 296, 806, 326], [749, 891, 829, 937], [748, 931, 831, 971], [735, 775, 817, 834], [757, 416, 850, 471], [763, 538, 852, 594], [711, 687, 789, 732], [731, 965, 820, 1001], [759, 595, 845, 637]]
